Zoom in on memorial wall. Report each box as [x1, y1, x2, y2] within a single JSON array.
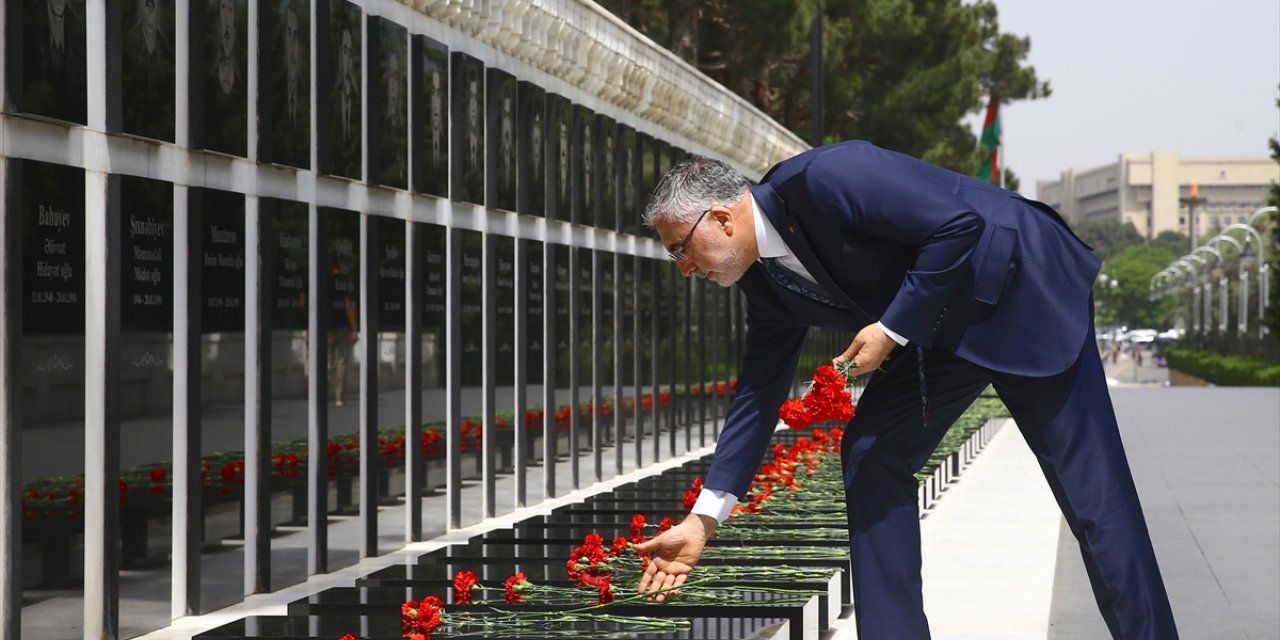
[[0, 1, 808, 638]]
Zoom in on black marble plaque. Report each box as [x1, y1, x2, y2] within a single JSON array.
[[494, 236, 515, 386], [120, 176, 173, 333], [17, 160, 85, 335], [525, 241, 544, 384], [576, 248, 593, 387], [640, 133, 658, 208], [122, 0, 176, 141], [6, 0, 87, 124], [265, 198, 308, 331], [599, 254, 614, 386], [486, 69, 517, 211], [259, 0, 310, 168], [318, 1, 362, 180], [596, 115, 617, 230], [378, 220, 406, 332], [620, 257, 635, 386], [553, 245, 571, 388], [460, 230, 483, 386], [451, 53, 485, 205], [619, 125, 639, 235], [195, 188, 245, 333], [369, 17, 408, 189], [517, 82, 546, 217], [656, 140, 673, 187], [420, 222, 447, 391], [547, 94, 572, 222], [572, 105, 594, 226], [411, 35, 449, 197], [190, 0, 248, 156], [323, 209, 360, 335]]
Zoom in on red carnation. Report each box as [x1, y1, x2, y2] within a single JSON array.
[[453, 570, 480, 605], [504, 572, 529, 604]]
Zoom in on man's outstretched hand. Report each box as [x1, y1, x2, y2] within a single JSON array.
[[633, 513, 718, 602]]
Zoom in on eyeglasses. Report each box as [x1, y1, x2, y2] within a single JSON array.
[[668, 209, 710, 262]]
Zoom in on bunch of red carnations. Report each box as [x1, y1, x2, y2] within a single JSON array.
[[778, 364, 855, 429]]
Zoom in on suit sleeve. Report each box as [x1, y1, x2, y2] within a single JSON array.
[[799, 147, 985, 347], [702, 293, 808, 499]]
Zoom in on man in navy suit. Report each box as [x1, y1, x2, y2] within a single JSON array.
[[634, 142, 1178, 639]]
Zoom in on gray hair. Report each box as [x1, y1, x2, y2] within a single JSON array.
[[642, 155, 750, 228]]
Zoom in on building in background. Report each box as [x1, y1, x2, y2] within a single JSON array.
[[1037, 153, 1277, 239]]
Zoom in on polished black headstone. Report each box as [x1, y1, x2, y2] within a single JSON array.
[[266, 198, 309, 331], [6, 0, 87, 123], [460, 230, 483, 387], [486, 68, 517, 211], [618, 125, 640, 235], [120, 176, 173, 333], [451, 53, 485, 205], [596, 115, 617, 230], [495, 236, 516, 387], [411, 35, 449, 197], [317, 0, 362, 179], [368, 16, 408, 189], [517, 82, 546, 217], [17, 160, 85, 336], [546, 94, 572, 221], [525, 241, 545, 385], [258, 0, 310, 168], [377, 220, 406, 332], [572, 105, 595, 226], [191, 0, 248, 156], [122, 0, 176, 141], [194, 188, 245, 333]]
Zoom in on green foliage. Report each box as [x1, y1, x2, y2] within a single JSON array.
[[1068, 219, 1145, 261], [1094, 244, 1179, 328], [1150, 230, 1191, 259], [600, 0, 1047, 175], [1263, 89, 1280, 336], [1166, 347, 1280, 387]]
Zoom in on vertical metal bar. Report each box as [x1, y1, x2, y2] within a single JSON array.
[[245, 196, 270, 593], [445, 228, 462, 529], [360, 215, 379, 556], [513, 239, 528, 507], [308, 206, 329, 575], [86, 0, 122, 634], [651, 260, 661, 464], [176, 187, 201, 614], [481, 232, 496, 518], [541, 245, 557, 499], [84, 171, 122, 640], [0, 157, 21, 640], [404, 222, 423, 541], [669, 267, 678, 457]]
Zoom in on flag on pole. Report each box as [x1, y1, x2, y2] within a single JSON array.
[[976, 95, 1000, 185]]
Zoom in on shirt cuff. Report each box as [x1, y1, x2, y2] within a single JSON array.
[[690, 488, 738, 523], [877, 321, 909, 347]]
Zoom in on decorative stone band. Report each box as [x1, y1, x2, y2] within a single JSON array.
[[401, 0, 809, 177]]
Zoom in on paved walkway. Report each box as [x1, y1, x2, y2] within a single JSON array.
[[868, 354, 1280, 640]]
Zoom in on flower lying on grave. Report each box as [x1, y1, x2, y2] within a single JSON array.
[[452, 570, 480, 604]]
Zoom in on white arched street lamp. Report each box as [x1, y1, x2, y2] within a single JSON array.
[[1194, 245, 1224, 334], [1220, 223, 1266, 336], [1209, 234, 1243, 335], [1177, 255, 1207, 334], [1246, 206, 1277, 338]]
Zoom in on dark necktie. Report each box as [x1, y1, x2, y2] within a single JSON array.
[[758, 257, 844, 308]]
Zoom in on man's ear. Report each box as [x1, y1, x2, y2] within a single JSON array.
[[712, 207, 735, 235]]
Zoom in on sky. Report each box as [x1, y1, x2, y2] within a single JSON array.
[[978, 0, 1280, 197]]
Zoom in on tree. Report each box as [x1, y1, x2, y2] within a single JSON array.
[[1264, 103, 1280, 337], [599, 0, 1047, 176], [1066, 219, 1144, 262], [1150, 230, 1190, 260], [1096, 244, 1180, 328]]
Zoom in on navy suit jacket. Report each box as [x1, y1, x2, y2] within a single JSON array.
[[704, 141, 1101, 498]]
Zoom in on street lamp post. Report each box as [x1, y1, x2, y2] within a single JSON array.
[[1209, 234, 1243, 335], [1193, 246, 1224, 336], [1246, 206, 1277, 338]]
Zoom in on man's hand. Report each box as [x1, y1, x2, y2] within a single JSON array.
[[633, 514, 717, 602], [833, 324, 897, 377]]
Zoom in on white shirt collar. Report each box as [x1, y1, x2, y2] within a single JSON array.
[[751, 194, 790, 259]]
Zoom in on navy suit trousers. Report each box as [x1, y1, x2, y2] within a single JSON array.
[[841, 326, 1178, 639]]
